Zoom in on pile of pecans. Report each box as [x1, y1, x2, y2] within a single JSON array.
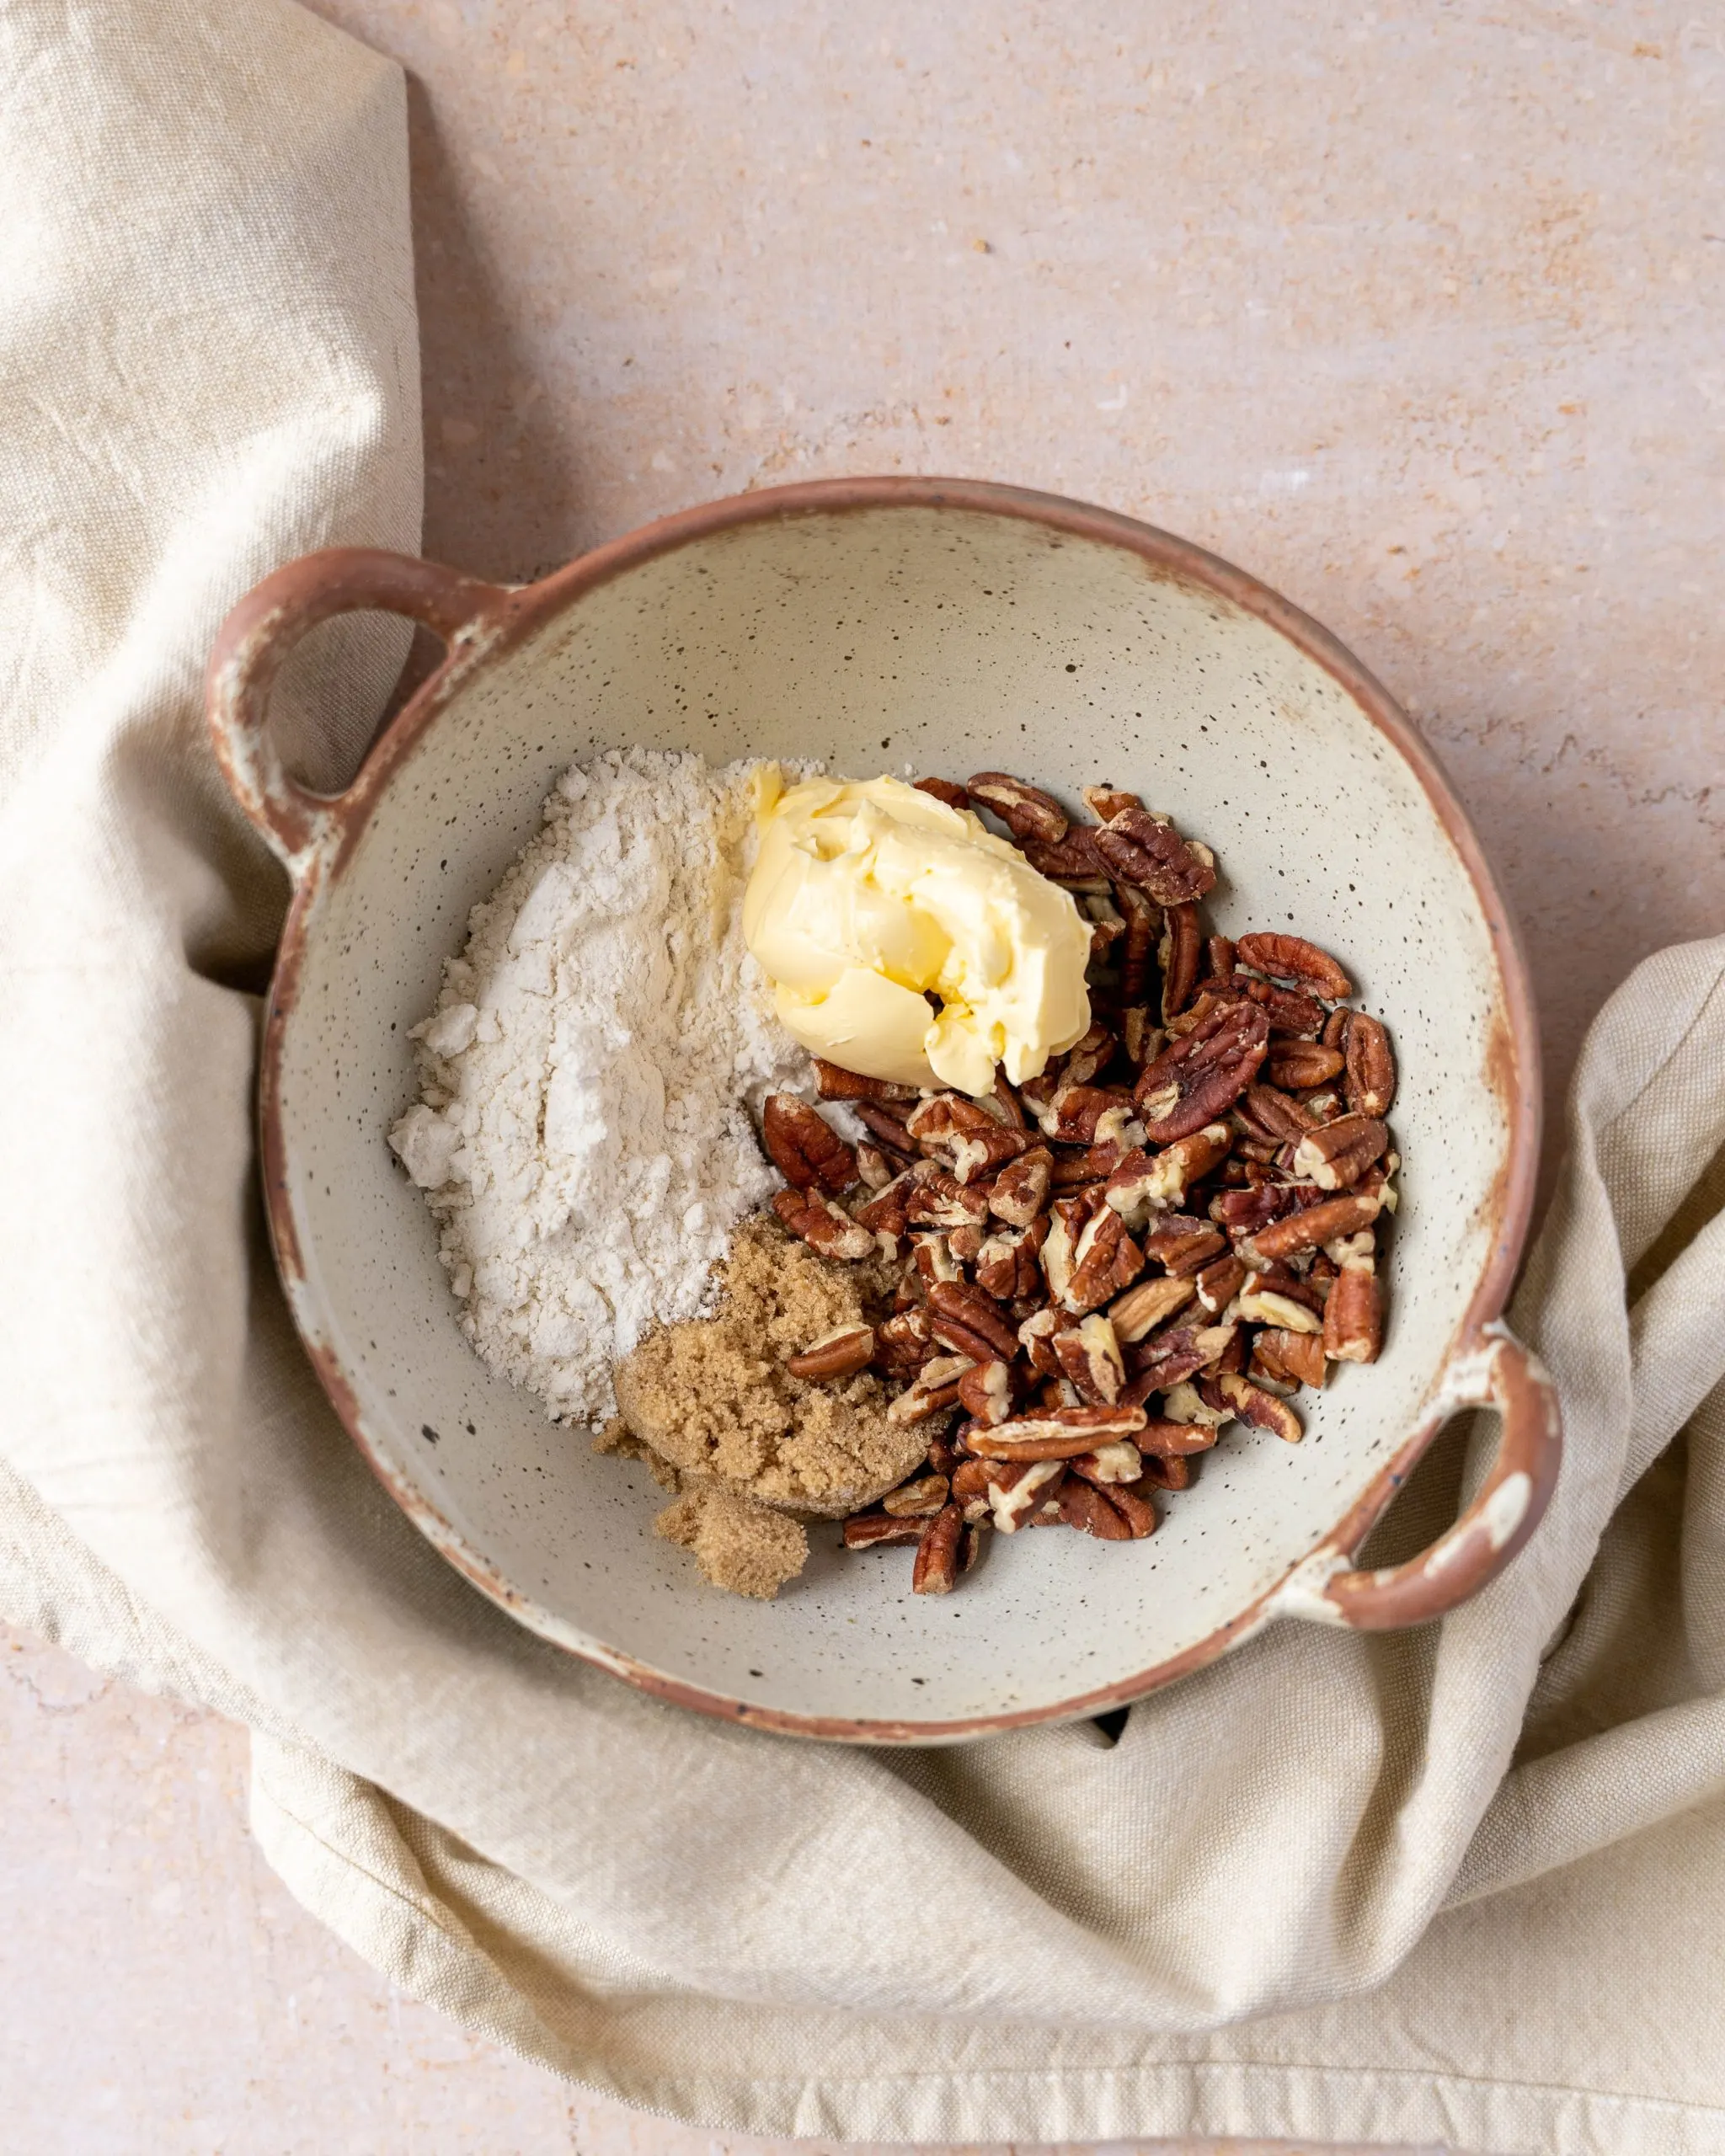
[[758, 771, 1399, 1596]]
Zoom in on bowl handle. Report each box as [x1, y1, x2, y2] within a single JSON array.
[[1278, 1322, 1562, 1631], [206, 547, 515, 873]]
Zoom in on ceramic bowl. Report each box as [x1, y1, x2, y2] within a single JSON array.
[[207, 478, 1560, 1742]]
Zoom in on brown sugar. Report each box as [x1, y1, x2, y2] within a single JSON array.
[[611, 1215, 925, 1517], [654, 1482, 809, 1600]]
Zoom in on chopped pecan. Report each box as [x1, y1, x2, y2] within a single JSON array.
[[1205, 973, 1327, 1038], [1216, 1372, 1303, 1442], [1194, 1252, 1247, 1315], [1135, 1002, 1269, 1142], [987, 1074, 1028, 1127], [1135, 1454, 1193, 1492], [810, 1057, 916, 1103], [853, 1142, 900, 1193], [1102, 1480, 1159, 1536], [1143, 1213, 1228, 1274], [785, 1326, 875, 1380], [986, 1145, 1053, 1224], [1051, 1139, 1133, 1189], [1119, 1002, 1162, 1066], [911, 1232, 964, 1287], [1057, 1479, 1135, 1540], [964, 1403, 1148, 1460], [1125, 1319, 1236, 1392], [1067, 1438, 1144, 1485], [1104, 1123, 1231, 1225], [949, 1456, 996, 1522], [1092, 808, 1217, 904], [1235, 1286, 1321, 1332], [843, 1513, 924, 1549], [1205, 934, 1236, 979], [957, 1358, 1016, 1426], [1343, 1011, 1397, 1118], [948, 1223, 985, 1264], [1064, 1206, 1145, 1313], [906, 1168, 990, 1229], [1115, 885, 1159, 1001], [1292, 1113, 1389, 1191], [974, 1219, 1046, 1300], [914, 776, 971, 811], [1018, 1304, 1078, 1377], [1060, 1022, 1118, 1088], [1086, 894, 1126, 963], [1082, 783, 1143, 821], [761, 1095, 857, 1193], [984, 1458, 1067, 1532], [771, 1187, 875, 1260], [876, 1307, 935, 1370], [912, 1504, 965, 1593], [1159, 901, 1203, 1022], [1252, 1326, 1327, 1389], [1053, 1311, 1126, 1402], [1136, 1417, 1221, 1457], [882, 1471, 952, 1518], [1322, 1006, 1351, 1049], [1266, 1039, 1345, 1091], [1235, 932, 1352, 1001], [854, 1167, 919, 1245], [1108, 1272, 1198, 1342], [1322, 1264, 1384, 1363], [884, 1353, 973, 1423], [852, 1100, 918, 1153], [1209, 1183, 1300, 1235], [927, 1278, 1021, 1363], [1241, 1189, 1379, 1262], [968, 770, 1070, 842], [1039, 1081, 1138, 1145]]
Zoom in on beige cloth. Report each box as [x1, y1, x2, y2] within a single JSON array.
[[4, 3, 1725, 2148]]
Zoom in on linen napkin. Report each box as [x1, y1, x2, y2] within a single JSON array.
[[4, 4, 1724, 2150]]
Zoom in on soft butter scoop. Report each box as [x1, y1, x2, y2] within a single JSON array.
[[742, 769, 1092, 1095]]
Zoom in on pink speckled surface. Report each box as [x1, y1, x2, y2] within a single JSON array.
[[6, 0, 1721, 2143]]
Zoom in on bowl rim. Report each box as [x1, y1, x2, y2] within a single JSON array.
[[243, 474, 1544, 1742]]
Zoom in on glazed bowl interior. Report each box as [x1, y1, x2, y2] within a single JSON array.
[[278, 503, 1511, 1734]]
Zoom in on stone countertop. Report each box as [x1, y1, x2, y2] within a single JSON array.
[[5, 0, 1719, 2144]]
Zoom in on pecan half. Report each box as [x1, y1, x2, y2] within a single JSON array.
[[882, 1471, 952, 1518], [968, 770, 1070, 842], [1101, 1480, 1159, 1536], [1204, 973, 1327, 1039], [1135, 1002, 1269, 1143], [986, 1145, 1053, 1225], [1216, 1372, 1303, 1443], [843, 1513, 924, 1549], [1241, 1189, 1380, 1263], [1057, 1480, 1135, 1540], [1136, 1417, 1222, 1457], [1125, 1319, 1236, 1393], [785, 1326, 875, 1380], [964, 1403, 1148, 1460], [1085, 895, 1126, 963], [912, 1504, 964, 1593], [1053, 1311, 1126, 1402], [1092, 808, 1217, 904], [1323, 1265, 1384, 1363], [1266, 1039, 1345, 1091], [1160, 901, 1203, 1022], [1238, 1083, 1317, 1145], [771, 1187, 875, 1260], [1235, 932, 1352, 1001], [761, 1095, 857, 1193], [1135, 1454, 1193, 1491], [1021, 827, 1108, 883], [1291, 1114, 1389, 1191], [914, 776, 971, 812], [927, 1279, 1021, 1363], [810, 1058, 916, 1103], [1108, 1272, 1198, 1342], [1343, 1011, 1397, 1118], [1064, 1206, 1145, 1313]]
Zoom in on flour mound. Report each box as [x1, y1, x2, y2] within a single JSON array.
[[389, 749, 807, 1423]]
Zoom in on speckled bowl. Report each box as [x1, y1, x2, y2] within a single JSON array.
[[207, 477, 1560, 1742]]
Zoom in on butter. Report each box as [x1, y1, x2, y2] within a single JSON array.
[[742, 771, 1092, 1096]]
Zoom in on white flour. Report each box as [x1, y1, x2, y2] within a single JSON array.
[[388, 749, 808, 1423]]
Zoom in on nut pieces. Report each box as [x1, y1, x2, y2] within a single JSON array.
[[746, 767, 1397, 1597]]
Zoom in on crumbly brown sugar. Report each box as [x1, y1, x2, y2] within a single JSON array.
[[653, 1483, 808, 1600], [611, 1217, 924, 1517]]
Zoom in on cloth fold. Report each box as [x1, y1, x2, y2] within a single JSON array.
[[4, 3, 1725, 2148]]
